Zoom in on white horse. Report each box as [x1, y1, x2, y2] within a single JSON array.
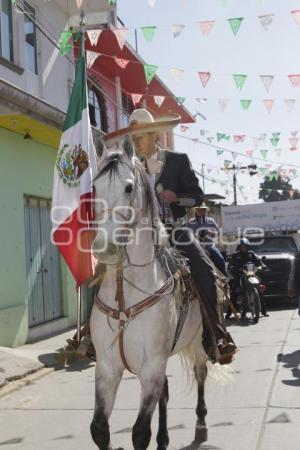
[[90, 137, 208, 450]]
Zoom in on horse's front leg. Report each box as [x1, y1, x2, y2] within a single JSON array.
[[132, 359, 167, 450], [90, 362, 122, 450], [156, 376, 169, 450]]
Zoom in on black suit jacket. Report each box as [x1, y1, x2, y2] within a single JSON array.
[[155, 149, 204, 221]]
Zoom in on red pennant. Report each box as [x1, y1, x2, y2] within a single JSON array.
[[198, 72, 211, 88]]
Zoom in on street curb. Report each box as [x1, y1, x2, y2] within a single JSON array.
[[0, 367, 54, 399]]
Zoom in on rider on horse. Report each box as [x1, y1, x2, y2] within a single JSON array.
[[103, 108, 237, 365]]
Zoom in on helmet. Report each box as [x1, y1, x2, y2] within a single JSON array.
[[239, 238, 250, 249]]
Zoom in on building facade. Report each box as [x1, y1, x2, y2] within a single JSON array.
[[0, 0, 193, 347]]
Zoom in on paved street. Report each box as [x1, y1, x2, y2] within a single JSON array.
[[0, 307, 299, 450]]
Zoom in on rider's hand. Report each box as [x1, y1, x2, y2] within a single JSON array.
[[159, 190, 178, 204]]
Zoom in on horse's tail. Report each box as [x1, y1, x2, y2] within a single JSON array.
[[179, 340, 235, 390]]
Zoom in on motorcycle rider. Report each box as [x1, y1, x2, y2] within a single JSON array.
[[227, 238, 269, 319]]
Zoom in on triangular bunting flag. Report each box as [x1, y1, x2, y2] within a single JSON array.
[[260, 75, 274, 93], [234, 135, 245, 143], [260, 149, 268, 159], [228, 17, 244, 36], [270, 137, 280, 147], [218, 99, 229, 112], [199, 21, 215, 35], [272, 132, 280, 139], [285, 99, 296, 112], [141, 26, 157, 42], [245, 149, 254, 157], [86, 50, 99, 69], [107, 0, 116, 4], [288, 74, 300, 87], [170, 68, 185, 81], [143, 64, 158, 84], [87, 30, 102, 47], [240, 99, 252, 110], [289, 189, 295, 199], [291, 131, 298, 137], [258, 14, 274, 31], [113, 28, 129, 50], [253, 137, 260, 149], [290, 138, 299, 147], [232, 152, 238, 160], [224, 160, 232, 168], [275, 149, 282, 158], [131, 93, 143, 106], [233, 74, 247, 90], [198, 72, 211, 88], [290, 147, 298, 152], [76, 0, 83, 7], [259, 167, 266, 175], [154, 96, 165, 107], [148, 0, 156, 7], [115, 57, 130, 69], [263, 99, 274, 113], [171, 24, 185, 38], [180, 125, 189, 132], [217, 149, 224, 156], [291, 10, 300, 28], [176, 97, 186, 105]]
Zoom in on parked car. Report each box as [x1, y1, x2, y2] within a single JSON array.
[[248, 234, 300, 305]]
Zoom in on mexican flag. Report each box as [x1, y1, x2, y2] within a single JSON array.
[[52, 33, 97, 287]]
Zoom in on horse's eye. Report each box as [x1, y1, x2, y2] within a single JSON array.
[[125, 183, 134, 194]]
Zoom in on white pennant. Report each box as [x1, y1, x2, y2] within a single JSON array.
[[285, 99, 296, 112], [86, 51, 99, 69], [260, 75, 274, 93], [218, 99, 229, 112], [131, 93, 143, 106], [148, 0, 156, 7], [154, 95, 165, 107], [171, 24, 185, 38], [258, 14, 274, 31], [76, 0, 83, 7], [170, 68, 185, 81], [87, 30, 102, 47], [113, 28, 129, 50]]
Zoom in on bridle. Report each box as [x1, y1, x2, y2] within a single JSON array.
[[92, 156, 178, 374]]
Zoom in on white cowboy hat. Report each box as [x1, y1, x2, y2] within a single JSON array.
[[195, 203, 209, 210], [103, 109, 181, 147]]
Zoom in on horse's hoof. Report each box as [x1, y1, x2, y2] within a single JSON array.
[[194, 426, 208, 444]]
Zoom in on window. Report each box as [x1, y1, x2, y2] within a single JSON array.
[[24, 1, 37, 74], [0, 0, 13, 61], [120, 93, 134, 127], [88, 88, 108, 133]]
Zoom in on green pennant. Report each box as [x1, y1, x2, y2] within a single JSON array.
[[228, 18, 244, 36], [233, 74, 247, 90], [141, 26, 157, 42], [272, 132, 280, 139], [176, 97, 186, 105], [11, 0, 16, 4], [217, 133, 230, 142], [259, 167, 266, 176], [266, 189, 272, 194], [59, 31, 73, 55], [224, 159, 231, 167], [269, 172, 278, 181], [270, 137, 280, 147], [260, 149, 268, 159], [217, 149, 224, 156], [143, 64, 158, 85], [240, 99, 252, 110], [107, 0, 116, 5]]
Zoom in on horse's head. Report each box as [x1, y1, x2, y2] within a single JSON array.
[[92, 136, 152, 265]]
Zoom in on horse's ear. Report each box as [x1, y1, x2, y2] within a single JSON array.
[[123, 135, 134, 160], [95, 137, 107, 159]]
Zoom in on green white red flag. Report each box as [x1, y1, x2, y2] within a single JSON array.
[[52, 33, 97, 287]]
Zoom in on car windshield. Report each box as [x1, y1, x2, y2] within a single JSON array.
[[249, 237, 297, 254]]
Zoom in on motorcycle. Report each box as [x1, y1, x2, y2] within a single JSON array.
[[238, 263, 266, 324]]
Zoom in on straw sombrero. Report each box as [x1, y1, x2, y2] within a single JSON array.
[[103, 109, 181, 147]]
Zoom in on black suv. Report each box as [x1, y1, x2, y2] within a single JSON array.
[[248, 235, 300, 304]]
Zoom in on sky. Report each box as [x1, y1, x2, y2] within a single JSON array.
[[117, 0, 300, 205]]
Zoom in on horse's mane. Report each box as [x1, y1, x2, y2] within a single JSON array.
[[94, 152, 123, 181]]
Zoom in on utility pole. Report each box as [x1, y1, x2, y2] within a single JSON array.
[[222, 164, 257, 205], [201, 163, 206, 192]]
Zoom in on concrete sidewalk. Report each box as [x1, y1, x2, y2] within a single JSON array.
[[0, 329, 76, 388]]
